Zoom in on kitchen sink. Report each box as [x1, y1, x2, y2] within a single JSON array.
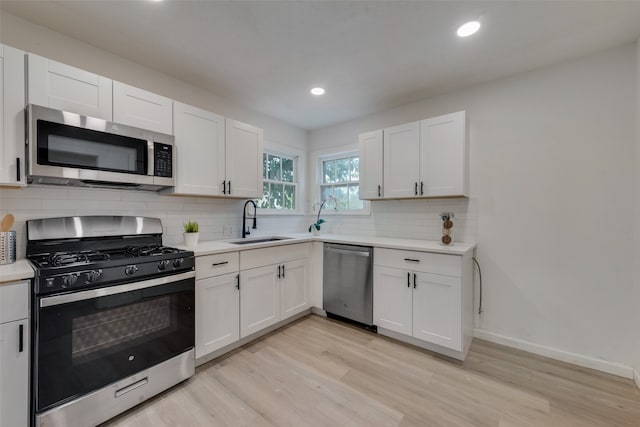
[[228, 236, 293, 245]]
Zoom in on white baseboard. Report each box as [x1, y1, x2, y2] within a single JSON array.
[[473, 328, 634, 379], [634, 369, 640, 390]]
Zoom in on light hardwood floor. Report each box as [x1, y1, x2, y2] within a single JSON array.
[[104, 315, 640, 427]]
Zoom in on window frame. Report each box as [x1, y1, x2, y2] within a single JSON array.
[[313, 147, 370, 216], [257, 143, 305, 216]]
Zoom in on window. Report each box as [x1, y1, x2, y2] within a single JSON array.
[[257, 152, 297, 210], [320, 154, 363, 210]]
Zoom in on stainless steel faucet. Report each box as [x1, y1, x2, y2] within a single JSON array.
[[242, 200, 257, 238]]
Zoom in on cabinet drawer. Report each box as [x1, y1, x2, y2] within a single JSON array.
[[196, 252, 239, 280], [0, 281, 29, 323], [241, 243, 311, 270], [374, 248, 461, 277]]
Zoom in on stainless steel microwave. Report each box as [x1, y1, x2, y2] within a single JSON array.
[[26, 104, 175, 190]]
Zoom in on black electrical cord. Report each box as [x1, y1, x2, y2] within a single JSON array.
[[472, 256, 483, 315]]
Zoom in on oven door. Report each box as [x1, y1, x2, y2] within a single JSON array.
[[34, 271, 195, 413]]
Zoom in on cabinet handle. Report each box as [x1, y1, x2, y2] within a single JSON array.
[[228, 181, 231, 194], [211, 261, 229, 267], [404, 258, 420, 263], [413, 273, 417, 289], [407, 272, 410, 288], [16, 158, 21, 182], [414, 182, 418, 196], [282, 264, 285, 278], [236, 274, 240, 290], [277, 265, 281, 279], [420, 181, 424, 195], [222, 180, 226, 194], [19, 324, 24, 352], [378, 185, 381, 197]]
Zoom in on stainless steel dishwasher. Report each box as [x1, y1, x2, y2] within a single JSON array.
[[323, 243, 373, 326]]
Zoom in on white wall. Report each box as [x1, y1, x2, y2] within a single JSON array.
[[310, 44, 638, 373], [0, 11, 309, 253]]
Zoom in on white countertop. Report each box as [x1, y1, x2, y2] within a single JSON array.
[[179, 233, 475, 256], [0, 260, 35, 284]]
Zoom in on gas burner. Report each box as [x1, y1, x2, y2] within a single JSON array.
[[125, 244, 179, 257], [49, 251, 111, 267]]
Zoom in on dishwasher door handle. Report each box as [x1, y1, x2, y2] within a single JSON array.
[[326, 248, 371, 257]]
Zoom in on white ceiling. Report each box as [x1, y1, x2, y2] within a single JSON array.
[[3, 1, 640, 130]]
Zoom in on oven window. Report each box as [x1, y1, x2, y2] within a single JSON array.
[[72, 297, 172, 361], [37, 120, 147, 174], [35, 279, 194, 412]]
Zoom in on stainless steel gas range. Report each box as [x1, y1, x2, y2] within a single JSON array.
[[26, 216, 195, 427]]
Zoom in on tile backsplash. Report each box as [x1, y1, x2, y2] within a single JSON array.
[[310, 198, 477, 244], [0, 186, 307, 257], [0, 185, 476, 258]]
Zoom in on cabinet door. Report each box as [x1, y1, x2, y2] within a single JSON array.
[[27, 53, 113, 120], [225, 119, 263, 198], [280, 259, 309, 320], [173, 102, 225, 196], [195, 273, 240, 358], [419, 111, 466, 197], [383, 121, 420, 198], [358, 129, 383, 199], [412, 272, 462, 351], [373, 266, 412, 335], [113, 81, 173, 134], [240, 265, 279, 338], [0, 45, 26, 186], [0, 319, 29, 427]]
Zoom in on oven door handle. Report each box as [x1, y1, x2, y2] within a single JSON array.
[[39, 270, 196, 308]]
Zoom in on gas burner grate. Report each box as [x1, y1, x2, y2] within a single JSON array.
[[49, 251, 111, 267], [125, 244, 179, 257]]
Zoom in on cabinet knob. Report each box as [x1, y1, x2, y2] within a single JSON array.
[[414, 182, 418, 196], [378, 185, 381, 197]]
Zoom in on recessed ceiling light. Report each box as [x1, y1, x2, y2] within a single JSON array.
[[457, 21, 481, 37], [310, 87, 325, 96]]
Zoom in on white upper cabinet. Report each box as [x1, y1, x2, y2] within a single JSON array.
[[113, 81, 173, 135], [224, 118, 263, 198], [171, 102, 225, 196], [420, 111, 467, 197], [360, 111, 468, 199], [0, 45, 26, 186], [358, 129, 383, 199], [27, 53, 113, 120], [383, 121, 420, 198]]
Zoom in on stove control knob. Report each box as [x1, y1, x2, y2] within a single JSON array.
[[125, 265, 138, 276], [158, 260, 170, 271], [173, 258, 184, 269], [85, 269, 103, 283], [62, 274, 78, 288]]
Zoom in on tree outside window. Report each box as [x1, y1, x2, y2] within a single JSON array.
[[320, 155, 363, 210], [257, 152, 296, 210]]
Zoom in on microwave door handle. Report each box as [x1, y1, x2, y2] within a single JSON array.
[[147, 140, 154, 176]]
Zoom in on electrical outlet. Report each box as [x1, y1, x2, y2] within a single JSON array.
[[223, 225, 233, 237]]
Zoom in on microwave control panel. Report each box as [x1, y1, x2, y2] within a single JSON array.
[[154, 142, 173, 178]]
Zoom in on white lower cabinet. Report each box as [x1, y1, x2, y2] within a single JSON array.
[[195, 272, 239, 359], [372, 266, 412, 336], [373, 248, 471, 359], [0, 281, 30, 427], [240, 265, 280, 338], [279, 259, 309, 319], [195, 252, 240, 359], [239, 243, 311, 338]]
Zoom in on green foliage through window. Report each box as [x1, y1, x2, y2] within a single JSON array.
[[320, 155, 363, 210], [257, 152, 296, 210]]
